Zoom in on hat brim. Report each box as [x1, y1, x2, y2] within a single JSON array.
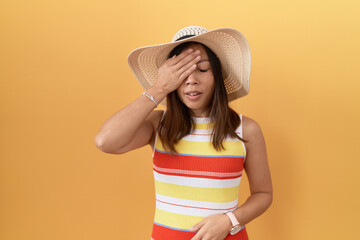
[[127, 28, 251, 106]]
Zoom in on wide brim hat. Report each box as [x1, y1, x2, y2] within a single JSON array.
[[127, 26, 251, 106]]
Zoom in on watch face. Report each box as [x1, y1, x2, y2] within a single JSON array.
[[230, 225, 242, 235]]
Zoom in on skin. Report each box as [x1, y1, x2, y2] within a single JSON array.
[[175, 44, 215, 117], [95, 43, 273, 240]]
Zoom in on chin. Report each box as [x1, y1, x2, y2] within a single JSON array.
[[184, 103, 204, 111], [179, 98, 209, 111]]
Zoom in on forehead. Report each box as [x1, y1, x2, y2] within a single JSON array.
[[183, 43, 209, 59]]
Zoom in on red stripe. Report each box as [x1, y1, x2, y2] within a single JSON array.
[[151, 223, 248, 240], [151, 223, 195, 240], [154, 150, 244, 173], [153, 168, 242, 180]]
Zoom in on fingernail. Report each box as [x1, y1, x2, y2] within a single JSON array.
[[195, 50, 200, 54], [188, 48, 193, 53]]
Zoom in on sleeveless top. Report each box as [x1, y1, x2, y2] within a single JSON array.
[[150, 111, 249, 240]]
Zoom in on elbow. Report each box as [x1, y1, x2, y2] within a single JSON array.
[[267, 191, 273, 208], [265, 187, 273, 210], [94, 134, 106, 152], [94, 135, 126, 154], [94, 135, 111, 153], [260, 191, 273, 212], [251, 190, 273, 210], [263, 187, 273, 208]]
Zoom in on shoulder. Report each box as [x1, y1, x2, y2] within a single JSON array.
[[241, 115, 265, 144]]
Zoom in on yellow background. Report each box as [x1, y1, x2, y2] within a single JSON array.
[[1, 0, 359, 239]]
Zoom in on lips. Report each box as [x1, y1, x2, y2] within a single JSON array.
[[185, 91, 202, 96], [185, 91, 202, 100]]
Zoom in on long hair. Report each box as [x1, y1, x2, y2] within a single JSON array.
[[158, 41, 247, 154]]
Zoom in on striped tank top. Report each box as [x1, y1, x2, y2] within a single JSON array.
[[151, 111, 248, 240]]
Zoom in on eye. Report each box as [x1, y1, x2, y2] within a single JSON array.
[[199, 69, 208, 72]]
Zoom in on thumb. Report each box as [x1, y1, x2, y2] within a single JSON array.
[[189, 220, 204, 232]]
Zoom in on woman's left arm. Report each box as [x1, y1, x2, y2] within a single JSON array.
[[231, 116, 273, 226], [190, 116, 273, 240]]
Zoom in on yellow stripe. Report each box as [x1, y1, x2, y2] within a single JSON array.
[[194, 122, 214, 130], [156, 139, 245, 156], [155, 181, 239, 203], [154, 208, 204, 230]]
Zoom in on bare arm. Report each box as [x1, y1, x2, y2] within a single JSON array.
[[94, 86, 166, 154], [94, 48, 202, 154], [232, 116, 273, 226]]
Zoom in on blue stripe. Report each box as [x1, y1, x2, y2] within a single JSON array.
[[153, 221, 192, 232], [153, 221, 246, 232], [154, 148, 245, 158]]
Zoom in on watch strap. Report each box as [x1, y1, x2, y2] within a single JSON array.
[[225, 211, 240, 227]]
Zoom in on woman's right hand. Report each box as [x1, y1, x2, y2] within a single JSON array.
[[95, 49, 201, 154], [153, 48, 202, 94]]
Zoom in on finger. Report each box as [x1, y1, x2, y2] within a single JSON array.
[[174, 50, 200, 69], [169, 48, 194, 64], [177, 55, 201, 76], [190, 218, 205, 232], [178, 64, 197, 82], [190, 227, 206, 240], [174, 50, 201, 70]]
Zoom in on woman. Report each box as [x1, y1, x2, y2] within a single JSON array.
[[95, 26, 272, 240]]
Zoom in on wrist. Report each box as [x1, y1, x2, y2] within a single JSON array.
[[222, 213, 233, 231], [147, 85, 167, 104], [224, 211, 243, 235]]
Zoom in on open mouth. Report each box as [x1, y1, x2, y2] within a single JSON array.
[[185, 91, 202, 99], [186, 92, 201, 96]]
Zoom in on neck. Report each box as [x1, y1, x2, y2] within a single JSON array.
[[190, 109, 211, 118]]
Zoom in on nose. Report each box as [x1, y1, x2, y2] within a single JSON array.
[[184, 71, 198, 85]]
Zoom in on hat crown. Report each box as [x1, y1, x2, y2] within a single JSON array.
[[171, 26, 209, 42]]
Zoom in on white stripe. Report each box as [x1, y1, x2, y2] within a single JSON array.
[[154, 171, 241, 188], [155, 199, 237, 217], [182, 134, 244, 142], [190, 128, 243, 135], [182, 134, 212, 142], [192, 116, 215, 124], [156, 193, 239, 210]]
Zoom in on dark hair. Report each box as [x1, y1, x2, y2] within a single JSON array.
[[158, 41, 247, 154]]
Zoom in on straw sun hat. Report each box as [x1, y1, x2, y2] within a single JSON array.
[[127, 26, 251, 106]]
